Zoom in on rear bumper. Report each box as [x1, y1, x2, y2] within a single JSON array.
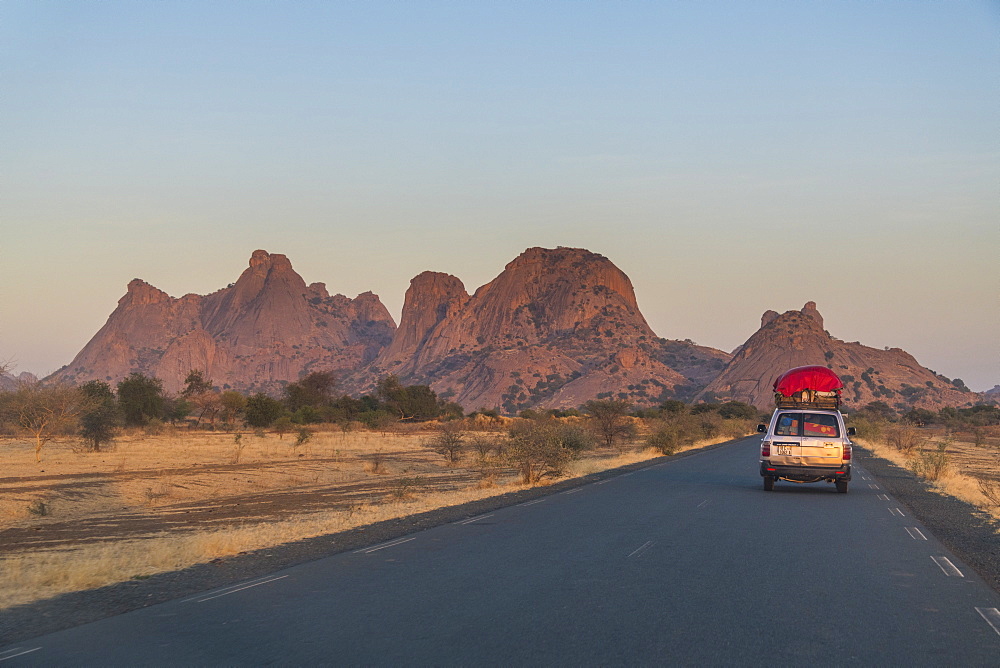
[[760, 461, 851, 481]]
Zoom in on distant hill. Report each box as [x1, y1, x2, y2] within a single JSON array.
[[350, 247, 729, 412], [0, 371, 38, 392], [49, 250, 396, 394], [698, 302, 977, 411], [47, 250, 985, 415]]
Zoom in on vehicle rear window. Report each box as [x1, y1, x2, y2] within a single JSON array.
[[803, 413, 839, 437], [773, 412, 840, 437], [774, 413, 801, 436]]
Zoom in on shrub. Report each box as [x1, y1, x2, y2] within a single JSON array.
[[885, 426, 924, 455], [913, 442, 950, 481], [294, 428, 312, 447], [429, 422, 465, 464]]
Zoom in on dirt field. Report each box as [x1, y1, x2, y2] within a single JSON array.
[[856, 426, 1000, 521], [0, 421, 701, 608]]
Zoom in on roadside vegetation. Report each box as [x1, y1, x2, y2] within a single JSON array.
[[847, 401, 1000, 522], [0, 370, 761, 609]]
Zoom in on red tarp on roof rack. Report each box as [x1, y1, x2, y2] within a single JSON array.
[[773, 365, 843, 397]]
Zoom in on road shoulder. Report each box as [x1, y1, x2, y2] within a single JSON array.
[[856, 446, 1000, 593]]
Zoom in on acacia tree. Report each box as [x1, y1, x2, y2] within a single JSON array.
[[9, 383, 87, 461], [583, 399, 636, 451], [429, 421, 465, 464]]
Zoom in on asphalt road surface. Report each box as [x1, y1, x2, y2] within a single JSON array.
[[3, 436, 999, 665]]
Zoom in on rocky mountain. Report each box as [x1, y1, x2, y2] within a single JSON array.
[[351, 247, 730, 412], [50, 250, 396, 393], [698, 302, 977, 411], [0, 371, 38, 391]]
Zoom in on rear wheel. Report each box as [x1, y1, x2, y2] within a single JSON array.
[[836, 479, 848, 494], [763, 475, 775, 491]]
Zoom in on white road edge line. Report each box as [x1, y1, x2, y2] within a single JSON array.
[[905, 527, 927, 540], [888, 507, 905, 517], [561, 488, 583, 495], [877, 494, 890, 501], [869, 484, 880, 490], [358, 537, 416, 554], [458, 514, 494, 525], [521, 499, 546, 506], [975, 607, 1000, 637], [627, 541, 653, 558], [596, 479, 612, 485], [931, 556, 964, 578], [697, 499, 709, 508], [181, 574, 286, 603], [0, 648, 42, 662], [196, 575, 289, 603]]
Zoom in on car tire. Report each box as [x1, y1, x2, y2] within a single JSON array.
[[836, 480, 848, 494], [763, 476, 775, 491]]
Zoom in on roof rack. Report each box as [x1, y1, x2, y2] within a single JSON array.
[[774, 393, 841, 410]]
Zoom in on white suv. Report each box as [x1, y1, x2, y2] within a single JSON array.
[[757, 409, 855, 493]]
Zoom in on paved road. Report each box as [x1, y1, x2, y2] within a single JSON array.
[[3, 436, 999, 665]]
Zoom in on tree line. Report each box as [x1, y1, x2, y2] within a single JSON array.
[[0, 368, 768, 462]]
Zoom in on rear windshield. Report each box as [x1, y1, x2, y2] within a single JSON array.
[[774, 412, 840, 438]]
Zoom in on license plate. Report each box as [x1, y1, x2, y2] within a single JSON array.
[[775, 444, 795, 456]]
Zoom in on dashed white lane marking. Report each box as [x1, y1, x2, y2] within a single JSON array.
[[869, 484, 880, 490], [888, 507, 905, 517], [861, 475, 871, 481], [905, 527, 927, 540], [458, 514, 494, 525], [596, 479, 613, 485], [520, 499, 546, 506], [0, 648, 42, 662], [877, 494, 890, 501], [931, 555, 965, 578], [355, 537, 416, 554], [696, 499, 709, 508], [975, 607, 1000, 637], [195, 575, 289, 603], [561, 488, 583, 495], [627, 541, 653, 558], [180, 574, 286, 603]]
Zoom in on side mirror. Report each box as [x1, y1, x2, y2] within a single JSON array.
[[757, 424, 767, 433], [847, 427, 856, 436]]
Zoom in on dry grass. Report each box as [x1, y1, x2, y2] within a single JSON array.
[[0, 425, 745, 609], [856, 426, 1000, 523]]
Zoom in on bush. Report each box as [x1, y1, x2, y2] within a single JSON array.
[[645, 415, 700, 455], [505, 419, 580, 484], [913, 442, 950, 481], [885, 426, 924, 455], [429, 422, 465, 464]]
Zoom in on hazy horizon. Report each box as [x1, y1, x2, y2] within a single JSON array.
[[2, 2, 997, 391]]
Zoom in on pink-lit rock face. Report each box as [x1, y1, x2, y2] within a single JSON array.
[[698, 302, 974, 410]]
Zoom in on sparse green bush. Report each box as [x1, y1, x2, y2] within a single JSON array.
[[913, 442, 950, 481], [294, 428, 312, 447]]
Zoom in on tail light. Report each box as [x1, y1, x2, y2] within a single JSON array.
[[761, 441, 770, 457], [843, 444, 851, 461]]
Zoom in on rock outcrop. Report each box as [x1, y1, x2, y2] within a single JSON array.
[[0, 371, 38, 391], [353, 247, 729, 411], [698, 302, 976, 411], [50, 251, 396, 393]]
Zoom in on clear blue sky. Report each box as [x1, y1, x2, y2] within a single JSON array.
[[2, 1, 998, 390]]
